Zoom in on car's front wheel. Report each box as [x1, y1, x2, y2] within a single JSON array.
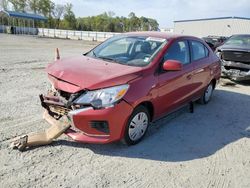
[[199, 82, 214, 104], [123, 106, 150, 145]]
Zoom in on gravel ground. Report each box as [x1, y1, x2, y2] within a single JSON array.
[[0, 34, 250, 188]]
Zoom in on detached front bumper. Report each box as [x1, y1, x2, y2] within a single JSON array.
[[40, 94, 133, 144]]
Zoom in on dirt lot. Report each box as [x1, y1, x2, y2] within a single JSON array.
[[0, 34, 249, 188]]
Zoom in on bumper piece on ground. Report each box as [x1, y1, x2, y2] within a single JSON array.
[[10, 110, 70, 151]]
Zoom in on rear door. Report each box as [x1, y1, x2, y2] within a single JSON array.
[[189, 40, 211, 98], [155, 40, 195, 117]]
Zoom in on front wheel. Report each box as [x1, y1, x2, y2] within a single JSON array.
[[199, 82, 214, 104], [123, 106, 150, 145]]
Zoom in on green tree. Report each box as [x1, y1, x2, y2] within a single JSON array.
[[140, 16, 149, 31], [53, 4, 65, 28], [62, 3, 76, 29], [148, 18, 159, 31], [28, 0, 39, 14], [128, 12, 140, 31], [128, 12, 135, 18], [38, 0, 54, 17], [9, 0, 27, 12], [0, 0, 9, 10]]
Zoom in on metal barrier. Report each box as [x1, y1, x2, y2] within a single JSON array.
[[0, 25, 38, 35], [0, 26, 121, 41], [38, 28, 121, 42]]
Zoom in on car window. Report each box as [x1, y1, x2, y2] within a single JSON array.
[[87, 36, 167, 67], [191, 41, 208, 61], [164, 40, 190, 64], [99, 38, 130, 56]]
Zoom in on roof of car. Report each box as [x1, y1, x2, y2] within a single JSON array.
[[124, 31, 193, 40]]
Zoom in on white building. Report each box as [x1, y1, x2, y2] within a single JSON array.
[[174, 17, 250, 37], [160, 28, 174, 33]]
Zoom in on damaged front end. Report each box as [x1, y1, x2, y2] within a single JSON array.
[[11, 78, 94, 151], [39, 87, 81, 120], [219, 50, 250, 81], [11, 87, 79, 151]]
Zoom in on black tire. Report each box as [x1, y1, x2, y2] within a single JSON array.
[[198, 82, 214, 104], [123, 106, 150, 145]]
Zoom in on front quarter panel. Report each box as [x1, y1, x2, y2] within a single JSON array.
[[123, 71, 158, 114]]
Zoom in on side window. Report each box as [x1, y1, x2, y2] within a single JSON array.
[[164, 40, 190, 65], [191, 41, 208, 61]]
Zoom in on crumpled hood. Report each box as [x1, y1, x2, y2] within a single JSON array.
[[46, 55, 142, 92]]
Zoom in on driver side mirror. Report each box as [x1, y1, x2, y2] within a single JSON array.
[[163, 60, 182, 71]]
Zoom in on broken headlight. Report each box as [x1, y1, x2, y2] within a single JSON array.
[[74, 84, 129, 109]]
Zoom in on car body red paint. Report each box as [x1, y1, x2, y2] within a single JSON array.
[[45, 32, 221, 144]]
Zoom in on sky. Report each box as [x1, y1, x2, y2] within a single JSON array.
[[52, 0, 250, 28]]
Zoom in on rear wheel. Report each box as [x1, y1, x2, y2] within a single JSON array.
[[199, 82, 214, 104], [123, 106, 150, 145]]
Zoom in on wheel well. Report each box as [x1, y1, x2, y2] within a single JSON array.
[[138, 101, 154, 122]]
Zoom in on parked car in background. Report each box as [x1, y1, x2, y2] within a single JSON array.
[[41, 32, 221, 145], [202, 36, 228, 51], [216, 34, 250, 81]]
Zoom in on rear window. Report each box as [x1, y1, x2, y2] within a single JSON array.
[[191, 41, 209, 61]]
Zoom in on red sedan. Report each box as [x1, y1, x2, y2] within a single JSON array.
[[42, 32, 221, 145]]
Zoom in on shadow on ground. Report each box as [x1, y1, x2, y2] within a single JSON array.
[[32, 89, 250, 162]]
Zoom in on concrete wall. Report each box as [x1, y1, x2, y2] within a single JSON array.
[[174, 18, 250, 37], [38, 28, 121, 42]]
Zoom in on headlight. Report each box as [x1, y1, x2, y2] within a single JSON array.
[[215, 51, 221, 58], [74, 84, 129, 108]]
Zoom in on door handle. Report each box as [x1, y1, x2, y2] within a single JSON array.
[[194, 68, 205, 74], [186, 74, 192, 80]]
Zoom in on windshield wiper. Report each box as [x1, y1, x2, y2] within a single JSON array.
[[97, 56, 120, 63]]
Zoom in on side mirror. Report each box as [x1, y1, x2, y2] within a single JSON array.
[[163, 60, 182, 71]]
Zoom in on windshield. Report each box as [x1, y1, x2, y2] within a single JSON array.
[[86, 35, 167, 67], [224, 35, 250, 47]]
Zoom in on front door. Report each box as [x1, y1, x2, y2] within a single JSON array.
[[155, 40, 195, 118]]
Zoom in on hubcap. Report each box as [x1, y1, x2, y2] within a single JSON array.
[[128, 112, 148, 141], [205, 84, 213, 102]]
